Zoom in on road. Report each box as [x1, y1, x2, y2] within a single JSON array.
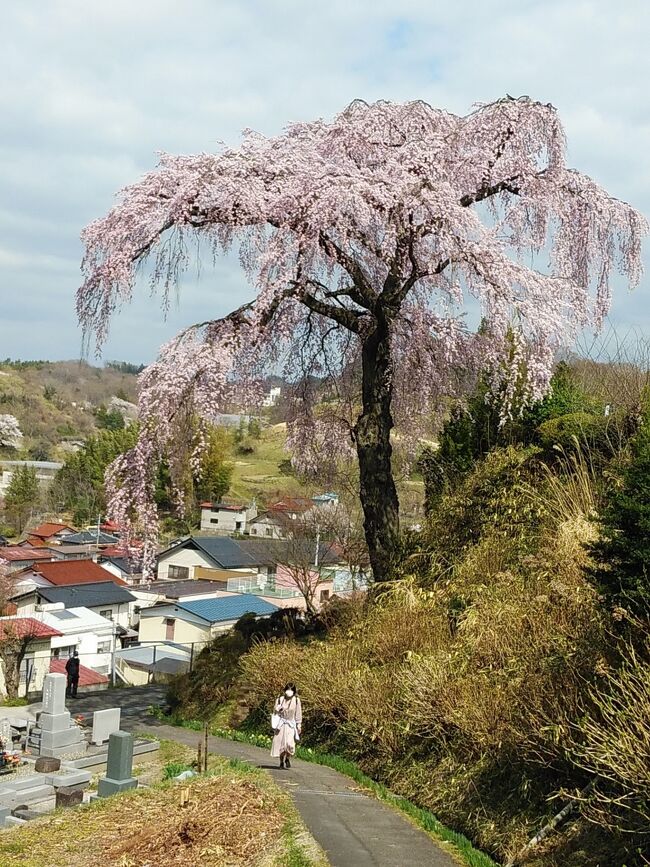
[[74, 686, 460, 867]]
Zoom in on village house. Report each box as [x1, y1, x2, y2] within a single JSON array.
[[138, 593, 279, 647], [60, 530, 120, 547], [11, 582, 137, 633], [199, 501, 258, 534], [36, 606, 118, 677], [11, 559, 127, 595], [99, 556, 144, 586], [248, 493, 340, 540], [114, 642, 191, 686], [24, 521, 77, 546], [156, 536, 260, 581], [0, 617, 62, 698], [0, 546, 55, 572], [42, 544, 101, 561]]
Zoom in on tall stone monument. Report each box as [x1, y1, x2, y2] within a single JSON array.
[[28, 673, 86, 758], [97, 731, 137, 796]]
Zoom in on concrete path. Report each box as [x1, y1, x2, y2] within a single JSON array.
[[72, 688, 459, 867]]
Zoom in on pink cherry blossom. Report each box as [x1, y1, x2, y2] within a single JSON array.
[[78, 97, 646, 580]]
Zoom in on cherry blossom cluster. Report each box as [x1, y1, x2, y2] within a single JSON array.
[[0, 415, 23, 450], [78, 97, 646, 569]]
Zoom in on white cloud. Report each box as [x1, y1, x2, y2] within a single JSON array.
[[1, 0, 649, 361]]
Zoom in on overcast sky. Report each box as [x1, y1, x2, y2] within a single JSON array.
[[1, 1, 649, 363]]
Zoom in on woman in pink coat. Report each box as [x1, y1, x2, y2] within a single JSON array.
[[271, 682, 302, 769]]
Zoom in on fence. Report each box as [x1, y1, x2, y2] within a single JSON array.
[[18, 640, 212, 697]]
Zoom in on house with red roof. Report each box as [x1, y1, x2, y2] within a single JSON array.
[[49, 657, 108, 692], [26, 522, 77, 545], [0, 546, 56, 572], [0, 616, 63, 699], [13, 559, 127, 594]]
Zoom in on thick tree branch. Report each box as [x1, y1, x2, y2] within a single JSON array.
[[460, 177, 521, 208]]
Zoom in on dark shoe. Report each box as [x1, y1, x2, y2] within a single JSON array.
[[285, 757, 291, 769]]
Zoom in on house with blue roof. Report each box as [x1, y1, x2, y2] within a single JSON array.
[[137, 593, 280, 645]]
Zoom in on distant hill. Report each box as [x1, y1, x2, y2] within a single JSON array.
[[0, 360, 139, 461]]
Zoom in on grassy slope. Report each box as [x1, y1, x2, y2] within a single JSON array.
[[226, 422, 424, 519], [227, 423, 306, 504], [0, 741, 328, 867]]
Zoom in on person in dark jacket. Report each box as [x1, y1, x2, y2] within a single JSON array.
[[65, 650, 80, 698]]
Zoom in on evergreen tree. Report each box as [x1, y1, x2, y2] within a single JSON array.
[[591, 397, 650, 617], [194, 427, 233, 504], [95, 405, 125, 430], [419, 362, 600, 511], [4, 465, 39, 532], [52, 426, 139, 524]]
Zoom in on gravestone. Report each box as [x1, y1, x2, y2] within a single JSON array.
[[97, 731, 137, 797], [0, 718, 12, 749], [27, 674, 86, 758], [91, 708, 121, 746], [55, 786, 84, 808]]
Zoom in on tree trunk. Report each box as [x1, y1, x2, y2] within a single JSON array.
[[0, 647, 23, 700], [354, 316, 400, 584]]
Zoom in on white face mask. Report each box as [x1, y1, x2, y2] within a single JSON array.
[[284, 689, 294, 699]]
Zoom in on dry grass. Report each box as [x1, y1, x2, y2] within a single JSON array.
[[239, 446, 633, 864], [0, 756, 314, 867]]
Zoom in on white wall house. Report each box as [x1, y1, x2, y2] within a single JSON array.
[[11, 583, 136, 633], [0, 617, 62, 698], [36, 607, 117, 676], [156, 537, 260, 581], [199, 502, 258, 534]]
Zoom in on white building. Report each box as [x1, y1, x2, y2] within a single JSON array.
[[199, 501, 258, 535], [36, 607, 117, 677], [262, 387, 281, 407]]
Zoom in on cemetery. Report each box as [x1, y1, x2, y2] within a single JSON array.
[[0, 673, 159, 828]]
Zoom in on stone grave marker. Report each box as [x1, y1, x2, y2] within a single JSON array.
[[27, 673, 86, 758], [91, 708, 121, 746], [43, 673, 66, 715], [97, 731, 137, 797], [35, 756, 60, 773], [0, 718, 12, 749]]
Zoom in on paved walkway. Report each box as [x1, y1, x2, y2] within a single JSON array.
[[73, 687, 459, 867]]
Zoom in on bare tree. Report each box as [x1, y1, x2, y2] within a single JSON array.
[[0, 564, 40, 700]]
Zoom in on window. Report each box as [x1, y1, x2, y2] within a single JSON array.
[[265, 527, 272, 537], [320, 589, 330, 603], [210, 518, 219, 524], [235, 521, 242, 531], [168, 565, 190, 580], [164, 618, 176, 641], [51, 644, 76, 659], [97, 640, 112, 654], [99, 609, 113, 621]]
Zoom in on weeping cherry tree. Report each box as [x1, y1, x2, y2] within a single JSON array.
[[78, 97, 646, 581]]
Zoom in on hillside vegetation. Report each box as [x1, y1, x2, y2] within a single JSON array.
[[170, 360, 650, 867], [0, 360, 138, 461]]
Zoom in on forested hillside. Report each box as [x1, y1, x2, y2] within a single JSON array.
[[0, 360, 139, 460]]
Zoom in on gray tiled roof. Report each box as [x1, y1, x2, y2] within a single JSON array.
[[32, 581, 135, 608]]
